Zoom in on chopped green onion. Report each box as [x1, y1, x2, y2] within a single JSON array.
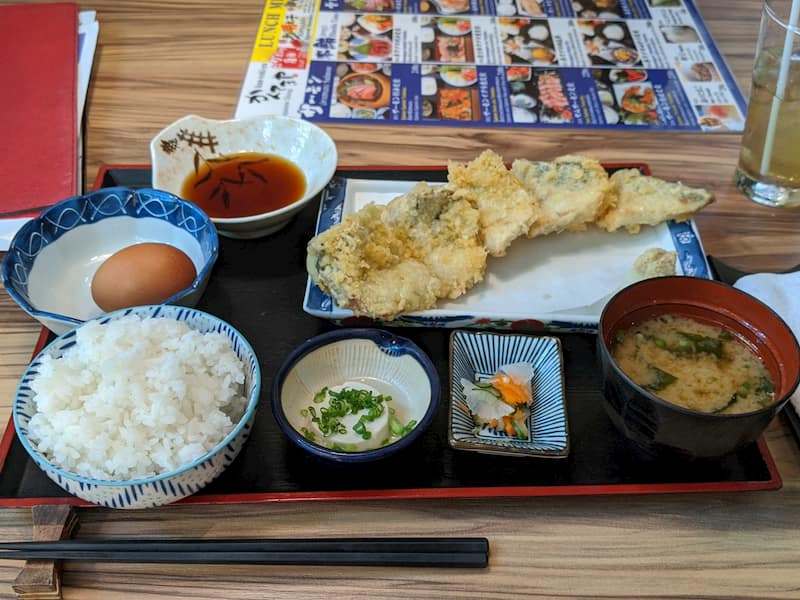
[[389, 415, 404, 436], [401, 420, 417, 436], [353, 417, 372, 440], [304, 386, 393, 440]]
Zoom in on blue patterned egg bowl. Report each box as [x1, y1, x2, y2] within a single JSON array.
[[1, 187, 218, 336]]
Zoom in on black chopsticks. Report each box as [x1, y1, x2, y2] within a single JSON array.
[[0, 537, 489, 568]]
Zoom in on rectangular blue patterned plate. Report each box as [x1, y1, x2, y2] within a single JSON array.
[[303, 167, 712, 333]]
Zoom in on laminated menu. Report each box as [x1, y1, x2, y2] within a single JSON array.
[[234, 0, 746, 131], [0, 5, 98, 251]]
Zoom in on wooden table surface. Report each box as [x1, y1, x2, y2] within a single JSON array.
[[2, 1, 800, 598]]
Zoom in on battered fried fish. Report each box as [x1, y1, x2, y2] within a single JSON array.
[[595, 169, 714, 233], [633, 247, 678, 278], [447, 149, 540, 257], [306, 183, 486, 319], [510, 155, 611, 237]]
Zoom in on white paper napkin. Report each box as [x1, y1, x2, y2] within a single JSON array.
[[734, 271, 800, 414]]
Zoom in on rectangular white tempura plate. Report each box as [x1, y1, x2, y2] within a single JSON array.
[[303, 170, 712, 332]]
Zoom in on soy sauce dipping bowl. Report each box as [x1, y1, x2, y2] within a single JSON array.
[[597, 276, 800, 459], [150, 114, 337, 239]]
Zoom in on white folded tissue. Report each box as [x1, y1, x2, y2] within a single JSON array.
[[734, 271, 800, 415]]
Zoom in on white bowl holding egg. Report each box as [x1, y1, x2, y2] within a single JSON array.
[[1, 187, 218, 335], [150, 114, 338, 239], [272, 328, 440, 463]]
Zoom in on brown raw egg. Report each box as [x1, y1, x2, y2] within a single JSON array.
[[91, 243, 197, 312]]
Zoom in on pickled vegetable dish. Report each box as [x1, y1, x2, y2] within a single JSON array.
[[460, 362, 535, 439]]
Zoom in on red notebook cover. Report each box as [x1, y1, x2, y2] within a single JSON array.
[[0, 2, 79, 218]]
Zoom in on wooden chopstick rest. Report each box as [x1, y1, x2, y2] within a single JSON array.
[[12, 505, 79, 600]]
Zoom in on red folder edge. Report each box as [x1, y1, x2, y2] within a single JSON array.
[[0, 2, 79, 218]]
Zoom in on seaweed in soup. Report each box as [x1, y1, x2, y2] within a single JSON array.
[[612, 315, 775, 414]]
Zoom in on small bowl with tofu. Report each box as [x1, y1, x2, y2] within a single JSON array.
[[1, 187, 218, 335], [272, 328, 440, 463]]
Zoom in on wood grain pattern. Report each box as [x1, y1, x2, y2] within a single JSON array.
[[2, 0, 800, 598], [12, 506, 78, 598]]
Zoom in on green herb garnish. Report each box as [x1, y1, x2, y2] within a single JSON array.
[[302, 386, 420, 450]]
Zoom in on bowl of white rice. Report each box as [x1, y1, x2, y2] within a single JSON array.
[[13, 304, 261, 509]]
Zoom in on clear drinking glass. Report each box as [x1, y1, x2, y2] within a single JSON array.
[[735, 0, 800, 207]]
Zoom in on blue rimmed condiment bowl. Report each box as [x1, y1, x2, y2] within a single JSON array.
[[272, 328, 440, 463]]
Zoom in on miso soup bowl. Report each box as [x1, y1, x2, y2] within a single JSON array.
[[597, 276, 800, 459], [150, 114, 338, 238]]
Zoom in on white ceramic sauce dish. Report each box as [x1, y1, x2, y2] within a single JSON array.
[[150, 114, 338, 238]]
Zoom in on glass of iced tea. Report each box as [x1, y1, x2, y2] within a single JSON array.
[[735, 0, 800, 207]]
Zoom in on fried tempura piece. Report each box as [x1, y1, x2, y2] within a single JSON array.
[[306, 183, 486, 319], [447, 149, 540, 257], [596, 169, 714, 233], [634, 247, 678, 278], [382, 183, 487, 301], [510, 155, 611, 237]]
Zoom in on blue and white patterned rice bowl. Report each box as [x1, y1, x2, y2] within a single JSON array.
[[273, 328, 440, 463], [1, 187, 218, 336], [13, 305, 261, 509], [449, 330, 569, 458]]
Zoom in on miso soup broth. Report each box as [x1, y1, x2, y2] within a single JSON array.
[[611, 314, 775, 414]]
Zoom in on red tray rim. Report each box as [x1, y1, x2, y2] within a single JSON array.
[[0, 162, 782, 508]]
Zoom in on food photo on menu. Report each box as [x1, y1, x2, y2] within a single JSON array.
[[694, 104, 745, 131], [506, 67, 574, 124], [330, 62, 393, 119], [419, 0, 471, 15], [579, 19, 641, 67], [571, 0, 626, 18], [660, 24, 702, 44], [514, 0, 546, 17], [337, 13, 393, 61], [342, 0, 395, 11], [498, 17, 557, 66], [676, 60, 722, 83], [592, 68, 660, 126], [421, 65, 481, 121], [420, 16, 476, 63]]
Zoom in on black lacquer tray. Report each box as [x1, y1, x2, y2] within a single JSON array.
[[0, 166, 781, 507]]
